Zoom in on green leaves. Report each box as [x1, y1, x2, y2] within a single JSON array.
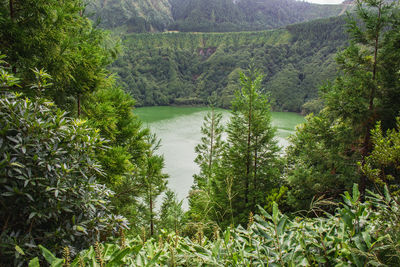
[[39, 245, 63, 267], [33, 185, 400, 265], [15, 245, 25, 256], [28, 257, 40, 267], [0, 93, 127, 264]]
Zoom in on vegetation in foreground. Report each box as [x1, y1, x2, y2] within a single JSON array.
[[31, 185, 400, 266]]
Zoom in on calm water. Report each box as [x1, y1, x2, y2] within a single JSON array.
[[135, 106, 304, 208]]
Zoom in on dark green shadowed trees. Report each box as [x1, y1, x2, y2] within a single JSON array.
[[0, 0, 118, 115], [286, 0, 400, 210]]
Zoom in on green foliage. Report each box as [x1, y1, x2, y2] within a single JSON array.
[[89, 0, 344, 33], [187, 104, 225, 235], [87, 0, 173, 31], [113, 16, 347, 111], [159, 190, 185, 234], [36, 185, 400, 266], [169, 0, 344, 32], [286, 0, 400, 208], [0, 92, 127, 265], [137, 135, 169, 236], [285, 111, 360, 211], [83, 77, 150, 223], [362, 118, 400, 196], [193, 106, 225, 190], [212, 69, 283, 227], [301, 98, 324, 115], [0, 0, 118, 113]]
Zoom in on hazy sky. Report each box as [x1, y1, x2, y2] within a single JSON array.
[[302, 0, 344, 4]]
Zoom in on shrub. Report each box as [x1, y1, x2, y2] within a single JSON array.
[[0, 92, 128, 265]]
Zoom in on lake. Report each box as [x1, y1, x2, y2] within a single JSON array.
[[135, 106, 304, 209]]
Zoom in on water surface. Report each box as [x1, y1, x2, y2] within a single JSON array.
[[135, 106, 304, 208]]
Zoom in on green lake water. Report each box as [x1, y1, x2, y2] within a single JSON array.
[[135, 106, 304, 208]]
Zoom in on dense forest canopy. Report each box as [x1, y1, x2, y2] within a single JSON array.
[[87, 0, 347, 32], [168, 0, 345, 32], [1, 0, 400, 266], [86, 0, 351, 112], [112, 16, 348, 112]]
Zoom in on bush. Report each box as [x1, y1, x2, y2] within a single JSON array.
[[0, 93, 127, 265], [34, 184, 400, 266]]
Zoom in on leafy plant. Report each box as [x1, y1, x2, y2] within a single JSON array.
[[34, 184, 400, 266], [0, 68, 127, 265]]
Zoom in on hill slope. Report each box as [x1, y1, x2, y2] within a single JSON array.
[[169, 0, 344, 32], [88, 0, 347, 32], [111, 16, 348, 112]]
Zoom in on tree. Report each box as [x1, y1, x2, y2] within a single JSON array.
[[188, 99, 225, 234], [193, 102, 225, 190], [0, 0, 118, 114], [213, 69, 282, 226], [362, 118, 400, 196], [285, 111, 360, 210], [286, 0, 400, 209], [159, 190, 185, 234], [138, 134, 168, 236], [324, 0, 399, 195], [83, 79, 150, 224]]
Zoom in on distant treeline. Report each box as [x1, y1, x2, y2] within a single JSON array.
[[112, 16, 348, 112]]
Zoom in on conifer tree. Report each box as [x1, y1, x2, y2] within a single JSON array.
[[139, 134, 168, 236], [214, 68, 282, 226], [159, 190, 185, 234], [83, 80, 150, 223], [286, 0, 400, 209], [0, 0, 118, 114], [326, 0, 399, 195], [188, 97, 225, 233], [193, 98, 225, 190]]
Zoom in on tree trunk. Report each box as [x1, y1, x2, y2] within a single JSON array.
[[208, 109, 215, 189], [360, 2, 382, 198], [150, 195, 154, 236], [245, 88, 253, 206], [253, 135, 258, 209], [149, 179, 154, 236]]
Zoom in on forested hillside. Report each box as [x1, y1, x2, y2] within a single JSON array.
[[88, 0, 347, 32], [88, 0, 351, 112], [169, 0, 345, 32], [112, 16, 348, 112]]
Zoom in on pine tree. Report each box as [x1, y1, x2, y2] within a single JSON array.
[[286, 0, 400, 209], [159, 190, 185, 234], [188, 99, 225, 233], [83, 80, 150, 223], [214, 68, 282, 226], [324, 0, 400, 196], [139, 134, 168, 236], [193, 103, 225, 190]]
